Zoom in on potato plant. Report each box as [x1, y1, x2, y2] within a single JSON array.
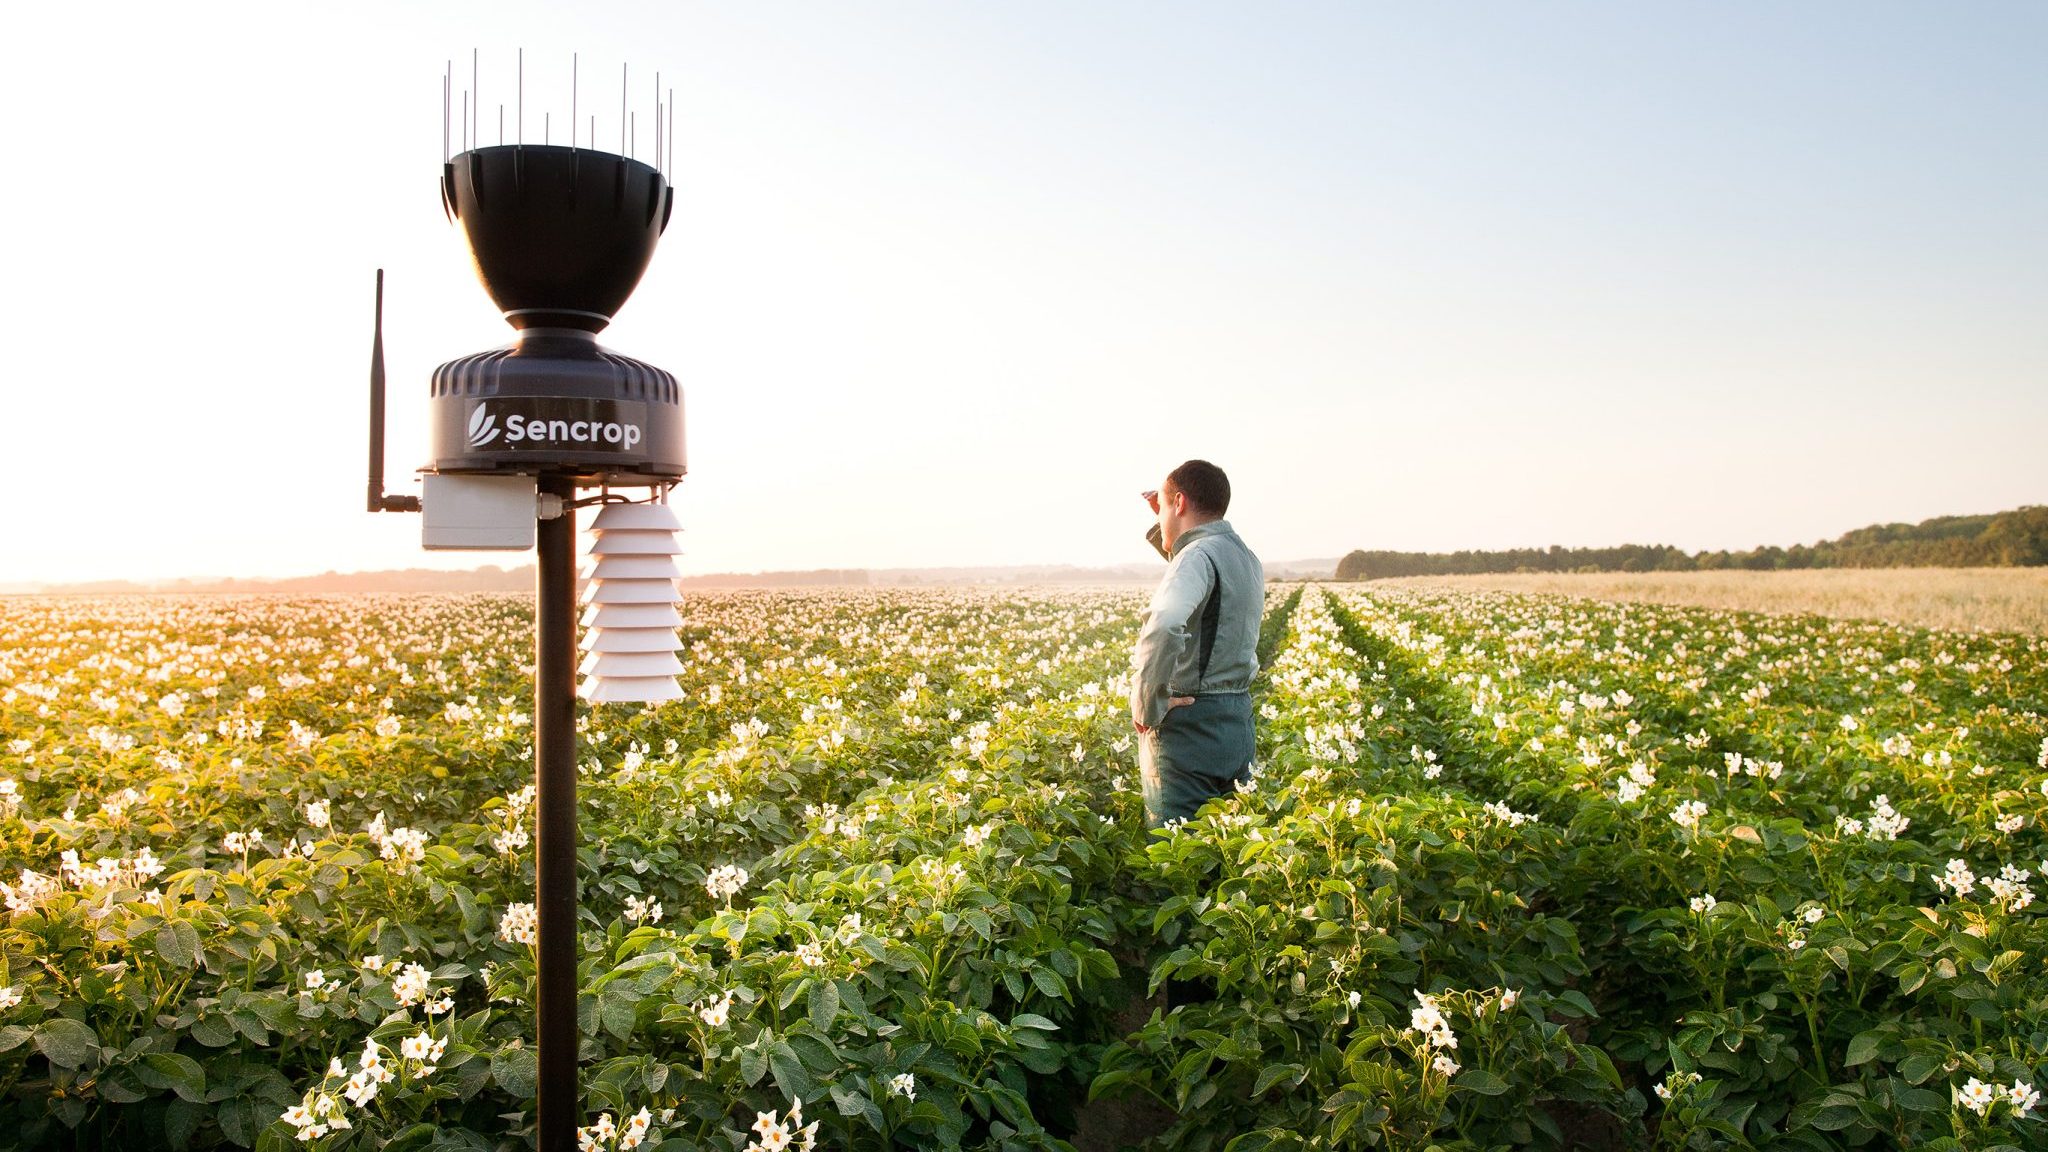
[[2, 585, 2043, 1151]]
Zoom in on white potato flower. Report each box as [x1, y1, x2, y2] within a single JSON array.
[[500, 903, 539, 945], [1959, 1077, 1997, 1116]]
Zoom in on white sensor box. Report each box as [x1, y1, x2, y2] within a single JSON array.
[[421, 474, 537, 550]]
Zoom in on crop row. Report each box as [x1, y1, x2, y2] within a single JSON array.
[[1092, 586, 1633, 1149], [1324, 587, 2048, 1150]]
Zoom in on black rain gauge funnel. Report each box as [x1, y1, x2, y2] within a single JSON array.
[[427, 144, 685, 482], [364, 52, 687, 1152]]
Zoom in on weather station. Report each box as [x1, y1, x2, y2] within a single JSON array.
[[365, 52, 686, 1150]]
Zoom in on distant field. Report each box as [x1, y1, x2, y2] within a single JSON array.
[[1376, 566, 2048, 634]]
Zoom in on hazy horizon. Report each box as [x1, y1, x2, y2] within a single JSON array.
[[6, 1, 2043, 585], [14, 497, 2035, 591]]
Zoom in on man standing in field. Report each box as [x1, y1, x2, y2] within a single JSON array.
[[1132, 460, 1266, 830]]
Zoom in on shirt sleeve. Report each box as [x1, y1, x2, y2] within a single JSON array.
[[1130, 543, 1218, 727]]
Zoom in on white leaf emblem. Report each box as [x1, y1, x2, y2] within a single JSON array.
[[467, 406, 500, 448]]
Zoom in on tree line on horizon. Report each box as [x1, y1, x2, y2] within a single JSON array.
[[1335, 505, 2048, 581]]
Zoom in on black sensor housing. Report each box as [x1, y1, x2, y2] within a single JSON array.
[[426, 144, 685, 485]]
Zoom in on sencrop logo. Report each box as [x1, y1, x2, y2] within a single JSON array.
[[467, 407, 501, 448], [467, 404, 643, 451]]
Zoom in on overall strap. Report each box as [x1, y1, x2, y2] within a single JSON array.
[[1196, 551, 1223, 682]]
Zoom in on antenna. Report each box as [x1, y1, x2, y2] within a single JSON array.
[[366, 270, 420, 514]]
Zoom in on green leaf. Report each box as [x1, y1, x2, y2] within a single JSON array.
[[599, 989, 637, 1041], [1455, 1068, 1511, 1096], [33, 1019, 100, 1069], [1896, 1087, 1948, 1113], [1028, 966, 1069, 1002], [807, 979, 840, 1034], [769, 1040, 818, 1101], [0, 1025, 32, 1053], [229, 1011, 268, 1044], [1844, 1030, 1884, 1067], [835, 978, 868, 1020], [1895, 963, 1927, 994], [99, 1072, 149, 1104], [491, 1046, 538, 1098], [1252, 1063, 1304, 1097], [1553, 990, 1597, 1018], [786, 1032, 837, 1071], [456, 1052, 495, 1100], [1089, 1067, 1140, 1103], [1896, 1054, 1943, 1085], [156, 919, 203, 969], [139, 1052, 208, 1102], [739, 1039, 770, 1087], [1224, 1130, 1288, 1152], [831, 1080, 886, 1132], [778, 977, 810, 1012], [165, 1097, 203, 1150], [1809, 1105, 1860, 1131], [1321, 1087, 1369, 1114], [382, 1123, 440, 1151], [189, 1015, 236, 1048], [247, 995, 295, 1033], [831, 1081, 870, 1117], [217, 1097, 262, 1146]]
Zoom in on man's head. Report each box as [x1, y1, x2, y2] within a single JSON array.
[[1157, 459, 1230, 553]]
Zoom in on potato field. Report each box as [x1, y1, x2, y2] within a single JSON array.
[[1, 586, 2044, 1151]]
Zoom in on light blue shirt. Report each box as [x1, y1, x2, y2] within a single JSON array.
[[1129, 519, 1265, 727]]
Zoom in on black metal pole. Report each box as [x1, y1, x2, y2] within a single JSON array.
[[534, 474, 579, 1151]]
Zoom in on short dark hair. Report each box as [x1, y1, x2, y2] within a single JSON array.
[[1166, 460, 1230, 517]]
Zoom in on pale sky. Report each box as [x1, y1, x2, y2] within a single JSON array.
[[3, 1, 2043, 584]]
